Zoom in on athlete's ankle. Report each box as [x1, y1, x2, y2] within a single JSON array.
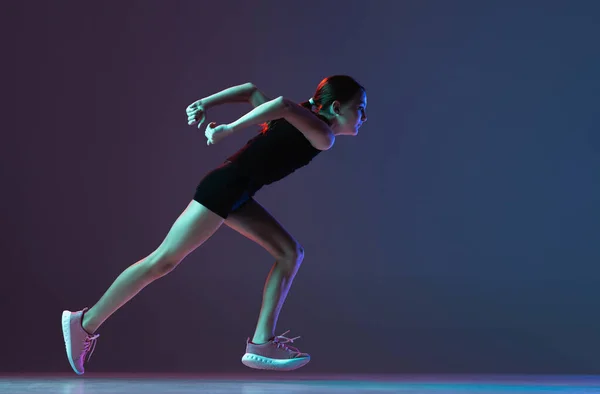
[[251, 332, 273, 344], [81, 310, 97, 335]]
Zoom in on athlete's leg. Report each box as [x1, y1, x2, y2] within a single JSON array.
[[82, 200, 224, 333], [225, 199, 304, 344]]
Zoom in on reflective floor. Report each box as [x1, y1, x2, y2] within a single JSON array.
[[1, 374, 600, 394]]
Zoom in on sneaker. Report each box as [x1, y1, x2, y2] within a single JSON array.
[[61, 308, 99, 375], [241, 330, 310, 371]]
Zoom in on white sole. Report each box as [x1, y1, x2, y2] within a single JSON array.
[[241, 353, 310, 371], [61, 310, 83, 375]]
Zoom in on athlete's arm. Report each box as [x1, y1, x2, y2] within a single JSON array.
[[188, 83, 272, 128], [248, 85, 271, 108], [227, 97, 335, 151], [199, 82, 256, 109], [197, 82, 271, 109]]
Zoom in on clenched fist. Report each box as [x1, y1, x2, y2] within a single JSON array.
[[205, 122, 233, 146], [186, 100, 207, 129]]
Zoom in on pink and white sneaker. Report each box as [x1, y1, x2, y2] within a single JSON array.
[[241, 330, 310, 371], [61, 308, 99, 375]]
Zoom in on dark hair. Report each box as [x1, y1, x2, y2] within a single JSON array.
[[260, 75, 365, 134]]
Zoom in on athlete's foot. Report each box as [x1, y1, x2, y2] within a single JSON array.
[[61, 308, 100, 375], [242, 330, 310, 371]]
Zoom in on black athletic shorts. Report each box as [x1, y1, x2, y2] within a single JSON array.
[[193, 160, 255, 219]]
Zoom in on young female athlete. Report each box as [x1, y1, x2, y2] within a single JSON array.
[[61, 75, 368, 374]]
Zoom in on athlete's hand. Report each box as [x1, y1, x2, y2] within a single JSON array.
[[186, 100, 207, 129], [205, 122, 233, 146]]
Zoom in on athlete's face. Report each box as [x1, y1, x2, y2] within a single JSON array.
[[330, 90, 368, 136]]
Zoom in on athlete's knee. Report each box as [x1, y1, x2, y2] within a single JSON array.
[[277, 242, 304, 273], [144, 250, 183, 278], [295, 243, 305, 263]]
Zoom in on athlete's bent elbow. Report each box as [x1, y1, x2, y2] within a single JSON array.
[[276, 96, 289, 108]]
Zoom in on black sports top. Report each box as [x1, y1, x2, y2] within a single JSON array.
[[225, 116, 328, 192]]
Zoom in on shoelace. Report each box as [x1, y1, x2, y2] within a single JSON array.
[[273, 330, 301, 353], [82, 334, 100, 362]]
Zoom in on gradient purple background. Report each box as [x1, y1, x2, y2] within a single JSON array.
[[3, 0, 600, 374]]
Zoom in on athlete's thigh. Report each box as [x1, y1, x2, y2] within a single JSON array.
[[156, 200, 225, 261], [224, 199, 301, 261]]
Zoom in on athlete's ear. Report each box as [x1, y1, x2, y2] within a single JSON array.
[[330, 100, 341, 115]]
